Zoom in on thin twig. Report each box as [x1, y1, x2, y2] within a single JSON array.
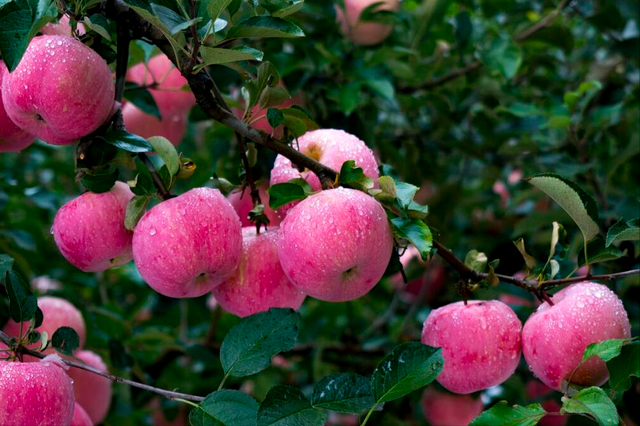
[[139, 153, 172, 200]]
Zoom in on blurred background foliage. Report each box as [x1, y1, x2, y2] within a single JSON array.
[[1, 0, 639, 425]]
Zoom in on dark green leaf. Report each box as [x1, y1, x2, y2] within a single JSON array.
[[455, 11, 472, 48], [125, 195, 153, 231], [271, 0, 304, 18], [605, 218, 640, 247], [338, 160, 374, 191], [148, 136, 180, 176], [123, 83, 161, 119], [578, 237, 627, 267], [100, 130, 153, 153], [200, 45, 264, 65], [208, 0, 234, 21], [390, 218, 433, 260], [51, 326, 80, 356], [267, 108, 285, 128], [83, 14, 112, 40], [226, 16, 304, 39], [128, 172, 155, 196], [190, 390, 258, 426], [311, 373, 373, 414], [470, 402, 546, 426], [483, 37, 522, 79], [258, 385, 326, 426], [6, 270, 37, 325], [80, 168, 120, 194], [259, 86, 290, 109], [268, 179, 313, 209], [0, 254, 14, 280], [109, 338, 133, 369], [560, 387, 618, 426], [582, 338, 634, 363], [607, 341, 640, 396], [281, 107, 318, 137]]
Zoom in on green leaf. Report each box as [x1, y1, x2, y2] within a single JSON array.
[[464, 250, 488, 273], [311, 373, 373, 414], [582, 338, 634, 363], [549, 115, 571, 129], [371, 341, 443, 403], [259, 86, 290, 110], [258, 385, 326, 426], [272, 0, 304, 18], [124, 83, 161, 119], [578, 237, 627, 267], [200, 45, 264, 65], [513, 238, 537, 270], [338, 160, 374, 191], [150, 3, 201, 35], [226, 16, 304, 39], [148, 136, 180, 176], [51, 326, 80, 356], [607, 341, 640, 396], [560, 387, 618, 426], [395, 182, 419, 209], [455, 11, 472, 48], [280, 107, 318, 137], [0, 0, 57, 71], [483, 37, 522, 79], [208, 0, 234, 21], [245, 62, 279, 109], [100, 130, 153, 153], [220, 308, 299, 377], [364, 78, 395, 101], [390, 218, 433, 260], [6, 270, 37, 325], [83, 14, 112, 40], [470, 402, 547, 426], [80, 168, 120, 194], [527, 173, 600, 242], [0, 254, 14, 281], [266, 108, 284, 128], [127, 173, 155, 196], [125, 195, 153, 231], [268, 179, 313, 209], [189, 390, 259, 426], [605, 218, 640, 247]]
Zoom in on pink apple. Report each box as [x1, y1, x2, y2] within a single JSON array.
[[1, 61, 35, 152], [68, 350, 112, 424], [71, 403, 93, 426], [234, 84, 303, 138], [227, 185, 281, 227], [40, 15, 85, 37], [132, 188, 242, 298], [212, 227, 305, 317], [335, 0, 399, 46], [52, 181, 134, 272], [277, 188, 393, 302], [3, 296, 86, 351], [0, 360, 75, 426], [122, 101, 187, 146], [420, 387, 483, 426], [1, 35, 115, 145], [522, 282, 631, 391], [421, 300, 522, 394], [270, 128, 379, 218]]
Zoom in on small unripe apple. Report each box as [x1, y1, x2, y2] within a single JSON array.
[[212, 227, 305, 317], [1, 61, 34, 152], [68, 350, 112, 424], [420, 387, 483, 426], [0, 360, 75, 426], [1, 35, 115, 145], [421, 300, 522, 394], [335, 0, 399, 46], [3, 296, 86, 351], [53, 181, 134, 272], [71, 403, 93, 426], [522, 282, 631, 391], [227, 185, 281, 227], [132, 188, 242, 298], [277, 188, 393, 302]]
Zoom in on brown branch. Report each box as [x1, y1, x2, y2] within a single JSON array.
[[0, 330, 205, 402]]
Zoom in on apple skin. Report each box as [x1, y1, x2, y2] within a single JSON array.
[[132, 188, 242, 298], [335, 0, 399, 46], [227, 185, 281, 227], [1, 61, 34, 152], [71, 403, 93, 426], [68, 350, 112, 425], [122, 101, 187, 146], [52, 181, 135, 272], [522, 282, 631, 391], [421, 300, 522, 394], [40, 15, 86, 37], [420, 387, 483, 426], [1, 35, 115, 145], [212, 227, 306, 317], [0, 360, 75, 426], [277, 187, 393, 302], [3, 296, 86, 351]]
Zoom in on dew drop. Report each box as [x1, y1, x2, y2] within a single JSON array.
[[149, 228, 157, 236]]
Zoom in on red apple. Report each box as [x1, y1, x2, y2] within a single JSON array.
[[0, 61, 34, 152], [420, 387, 483, 426], [68, 350, 112, 424], [71, 403, 93, 426], [335, 0, 399, 46]]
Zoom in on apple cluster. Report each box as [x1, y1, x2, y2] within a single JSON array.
[[1, 297, 112, 426]]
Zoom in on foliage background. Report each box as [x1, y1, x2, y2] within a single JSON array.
[[1, 0, 639, 424]]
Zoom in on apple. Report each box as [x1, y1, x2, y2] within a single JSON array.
[[421, 300, 522, 394], [68, 350, 112, 424], [3, 296, 86, 351], [1, 35, 115, 145], [122, 101, 187, 146], [132, 187, 242, 298], [227, 185, 281, 227], [335, 0, 399, 46], [522, 282, 631, 391], [277, 187, 393, 302], [270, 128, 379, 218], [52, 181, 135, 272], [1, 61, 35, 152], [0, 360, 75, 426], [420, 387, 483, 426], [212, 227, 306, 317], [71, 403, 93, 426], [40, 15, 86, 37]]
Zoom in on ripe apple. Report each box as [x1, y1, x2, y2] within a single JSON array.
[[3, 296, 86, 351], [212, 227, 306, 317], [68, 350, 112, 424], [1, 61, 34, 152], [40, 15, 85, 37], [227, 185, 281, 227], [132, 188, 242, 298], [52, 181, 134, 272], [522, 282, 631, 391], [421, 300, 522, 394], [277, 187, 393, 302], [420, 387, 483, 426], [0, 360, 75, 426], [1, 35, 115, 145], [71, 403, 93, 426], [122, 101, 187, 146], [335, 0, 399, 46]]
